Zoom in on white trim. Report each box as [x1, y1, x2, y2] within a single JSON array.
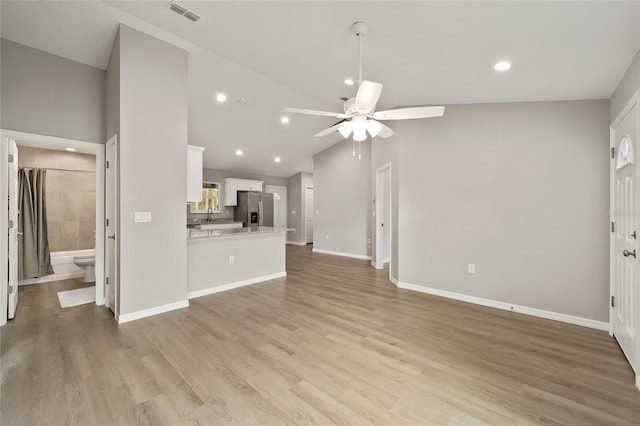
[[187, 272, 287, 300], [286, 241, 307, 246], [371, 261, 378, 268], [389, 275, 399, 286], [0, 136, 9, 326], [397, 281, 609, 331], [105, 135, 118, 316], [117, 299, 189, 324], [312, 248, 371, 260], [636, 373, 640, 391], [265, 184, 287, 229]]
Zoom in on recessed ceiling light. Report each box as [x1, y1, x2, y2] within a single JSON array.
[[235, 149, 243, 156], [216, 93, 227, 102], [281, 116, 290, 124], [274, 157, 281, 163], [494, 61, 511, 71], [65, 147, 76, 152], [344, 78, 354, 86]]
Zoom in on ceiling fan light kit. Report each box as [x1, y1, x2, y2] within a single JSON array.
[[283, 21, 445, 157]]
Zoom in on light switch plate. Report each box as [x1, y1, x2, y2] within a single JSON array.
[[134, 212, 152, 223]]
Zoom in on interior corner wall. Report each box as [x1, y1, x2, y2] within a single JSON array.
[[371, 139, 399, 278], [396, 100, 610, 322], [117, 25, 188, 315], [287, 173, 303, 243], [313, 139, 371, 257], [286, 172, 313, 244], [611, 50, 640, 120], [0, 39, 105, 143]]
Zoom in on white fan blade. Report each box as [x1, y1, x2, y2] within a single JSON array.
[[284, 108, 347, 119], [376, 121, 396, 139], [373, 106, 445, 120], [313, 121, 345, 138], [354, 80, 383, 113]]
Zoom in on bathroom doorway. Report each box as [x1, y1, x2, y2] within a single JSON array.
[[1, 130, 106, 326]]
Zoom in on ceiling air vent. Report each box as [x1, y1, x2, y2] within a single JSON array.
[[168, 2, 201, 22], [184, 11, 201, 22]]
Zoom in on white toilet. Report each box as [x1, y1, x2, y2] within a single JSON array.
[[73, 255, 95, 282]]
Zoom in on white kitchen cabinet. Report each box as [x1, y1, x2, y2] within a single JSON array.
[[224, 178, 263, 206], [187, 145, 205, 203]]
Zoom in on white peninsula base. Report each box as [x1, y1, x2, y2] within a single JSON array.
[[187, 230, 287, 299]]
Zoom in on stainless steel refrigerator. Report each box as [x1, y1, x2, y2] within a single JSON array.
[[234, 191, 274, 227]]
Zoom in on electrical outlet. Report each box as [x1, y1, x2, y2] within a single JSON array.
[[229, 256, 235, 264], [367, 238, 371, 244], [316, 210, 320, 215], [325, 234, 329, 240], [468, 264, 476, 274], [292, 210, 296, 215]]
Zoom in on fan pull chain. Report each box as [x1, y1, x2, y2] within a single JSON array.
[[358, 140, 362, 160], [352, 139, 356, 157]]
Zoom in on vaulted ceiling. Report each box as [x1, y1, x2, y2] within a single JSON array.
[[2, 1, 639, 177]]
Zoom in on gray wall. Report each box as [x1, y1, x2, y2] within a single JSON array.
[[0, 39, 105, 143], [396, 100, 610, 321], [313, 139, 371, 256], [611, 50, 640, 120], [106, 32, 120, 142], [286, 172, 313, 244], [117, 25, 189, 315], [187, 168, 288, 222]]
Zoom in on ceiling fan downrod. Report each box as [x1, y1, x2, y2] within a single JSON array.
[[352, 21, 368, 86]]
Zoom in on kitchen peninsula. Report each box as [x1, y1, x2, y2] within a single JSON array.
[[187, 226, 289, 299]]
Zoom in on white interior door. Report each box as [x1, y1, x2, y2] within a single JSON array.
[[612, 99, 638, 376], [105, 136, 117, 314], [375, 165, 391, 271], [265, 185, 286, 229], [8, 139, 18, 319], [305, 187, 314, 244]]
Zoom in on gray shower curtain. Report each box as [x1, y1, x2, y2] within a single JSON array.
[[18, 168, 53, 280]]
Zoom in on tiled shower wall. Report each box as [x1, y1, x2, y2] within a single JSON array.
[[18, 147, 96, 252]]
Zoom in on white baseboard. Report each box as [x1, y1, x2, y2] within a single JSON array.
[[382, 258, 390, 264], [636, 374, 640, 391], [312, 248, 371, 260], [118, 299, 189, 324], [397, 281, 609, 331], [188, 272, 287, 300], [389, 275, 399, 286], [371, 261, 378, 268], [286, 241, 307, 246]]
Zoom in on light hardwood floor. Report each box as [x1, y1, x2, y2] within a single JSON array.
[[1, 245, 639, 425]]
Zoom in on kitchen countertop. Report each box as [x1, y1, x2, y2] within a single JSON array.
[[187, 226, 293, 240]]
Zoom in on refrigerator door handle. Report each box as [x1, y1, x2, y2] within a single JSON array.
[[259, 200, 263, 226]]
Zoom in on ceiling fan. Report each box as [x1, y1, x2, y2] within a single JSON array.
[[283, 22, 445, 145]]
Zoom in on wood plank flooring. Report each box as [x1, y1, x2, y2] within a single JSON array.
[[1, 244, 639, 425]]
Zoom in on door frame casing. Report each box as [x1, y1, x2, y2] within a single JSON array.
[[374, 163, 392, 272], [265, 185, 287, 229], [304, 186, 314, 244], [0, 129, 106, 327], [609, 91, 640, 390], [105, 135, 119, 318]]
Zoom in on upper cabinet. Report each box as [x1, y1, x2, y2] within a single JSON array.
[[224, 178, 263, 206], [187, 145, 205, 203]]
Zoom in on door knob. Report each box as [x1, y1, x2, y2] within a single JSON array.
[[108, 235, 116, 240], [623, 249, 636, 258]]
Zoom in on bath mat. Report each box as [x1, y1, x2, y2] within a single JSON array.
[[57, 286, 95, 308]]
